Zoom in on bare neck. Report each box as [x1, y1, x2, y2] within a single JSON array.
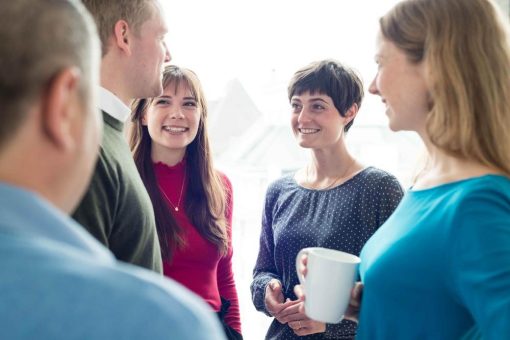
[[0, 142, 72, 214], [100, 55, 132, 107], [295, 141, 363, 189], [308, 141, 358, 178], [413, 143, 500, 189]]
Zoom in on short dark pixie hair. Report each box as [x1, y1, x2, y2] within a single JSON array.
[[288, 59, 364, 132]]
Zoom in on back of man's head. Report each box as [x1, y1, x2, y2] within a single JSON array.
[[82, 0, 155, 56], [0, 0, 99, 152]]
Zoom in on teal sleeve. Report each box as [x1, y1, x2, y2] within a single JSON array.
[[450, 187, 510, 340]]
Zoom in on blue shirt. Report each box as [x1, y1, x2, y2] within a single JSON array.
[[0, 183, 226, 340], [251, 167, 404, 339], [359, 175, 510, 340]]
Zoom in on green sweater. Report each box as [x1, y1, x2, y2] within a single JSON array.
[[72, 111, 162, 273]]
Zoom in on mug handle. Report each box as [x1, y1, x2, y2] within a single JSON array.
[[295, 248, 310, 285]]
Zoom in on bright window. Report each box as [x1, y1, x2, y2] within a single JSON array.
[[162, 1, 422, 338]]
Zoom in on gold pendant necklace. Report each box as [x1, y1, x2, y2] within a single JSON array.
[[159, 170, 186, 212], [307, 158, 356, 190]]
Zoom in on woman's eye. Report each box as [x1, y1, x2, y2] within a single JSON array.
[[312, 104, 324, 110], [291, 103, 302, 111], [183, 101, 197, 107], [156, 99, 169, 105]]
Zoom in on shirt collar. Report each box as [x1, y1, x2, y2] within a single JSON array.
[[0, 182, 113, 260], [98, 87, 131, 123]]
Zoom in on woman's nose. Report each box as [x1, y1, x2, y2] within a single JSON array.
[[170, 108, 184, 119], [163, 42, 171, 63], [297, 108, 311, 123], [368, 77, 379, 95]]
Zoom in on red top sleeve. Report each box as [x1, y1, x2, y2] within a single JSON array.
[[216, 174, 242, 333]]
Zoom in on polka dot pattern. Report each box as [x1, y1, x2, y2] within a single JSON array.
[[251, 167, 404, 339]]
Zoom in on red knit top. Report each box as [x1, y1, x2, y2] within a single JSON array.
[[154, 160, 241, 333]]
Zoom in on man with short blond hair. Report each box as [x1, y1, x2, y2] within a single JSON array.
[[0, 1, 225, 338], [72, 0, 171, 272], [80, 0, 154, 56]]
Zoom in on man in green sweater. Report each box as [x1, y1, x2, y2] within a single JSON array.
[[72, 0, 171, 272]]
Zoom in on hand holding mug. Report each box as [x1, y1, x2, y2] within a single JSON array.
[[344, 282, 363, 323], [287, 313, 326, 336], [265, 279, 300, 323], [295, 247, 360, 324], [295, 280, 363, 324]]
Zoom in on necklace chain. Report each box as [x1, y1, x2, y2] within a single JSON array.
[[306, 158, 356, 190], [159, 170, 186, 212]]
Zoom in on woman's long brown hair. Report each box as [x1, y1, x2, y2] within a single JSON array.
[[129, 65, 228, 260]]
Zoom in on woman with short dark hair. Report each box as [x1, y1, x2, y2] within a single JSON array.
[[251, 60, 404, 339]]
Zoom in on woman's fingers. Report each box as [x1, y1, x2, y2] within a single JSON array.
[[344, 282, 364, 323], [276, 300, 303, 322], [294, 284, 305, 300], [297, 254, 308, 277]]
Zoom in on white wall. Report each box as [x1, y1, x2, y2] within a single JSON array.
[[495, 0, 510, 17]]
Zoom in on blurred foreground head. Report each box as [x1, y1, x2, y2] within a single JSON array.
[[0, 0, 102, 212]]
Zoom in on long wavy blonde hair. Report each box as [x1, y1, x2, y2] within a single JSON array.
[[381, 0, 510, 176]]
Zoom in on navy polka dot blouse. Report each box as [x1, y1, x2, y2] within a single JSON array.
[[251, 166, 404, 339]]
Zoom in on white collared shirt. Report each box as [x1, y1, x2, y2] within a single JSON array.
[[98, 87, 131, 123]]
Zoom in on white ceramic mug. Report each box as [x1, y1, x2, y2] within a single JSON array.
[[295, 247, 360, 324]]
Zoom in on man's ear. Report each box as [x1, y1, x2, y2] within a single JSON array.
[[113, 20, 132, 56], [40, 67, 82, 151]]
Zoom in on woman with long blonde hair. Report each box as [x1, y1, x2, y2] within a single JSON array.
[[129, 65, 242, 339], [297, 0, 510, 338]]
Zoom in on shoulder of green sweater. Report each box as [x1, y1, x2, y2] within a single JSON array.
[[98, 112, 132, 169], [101, 110, 125, 132], [86, 146, 120, 195]]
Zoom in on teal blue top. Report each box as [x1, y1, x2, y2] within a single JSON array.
[[358, 175, 510, 340]]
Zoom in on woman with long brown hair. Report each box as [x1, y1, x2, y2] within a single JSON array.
[[129, 65, 242, 339]]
